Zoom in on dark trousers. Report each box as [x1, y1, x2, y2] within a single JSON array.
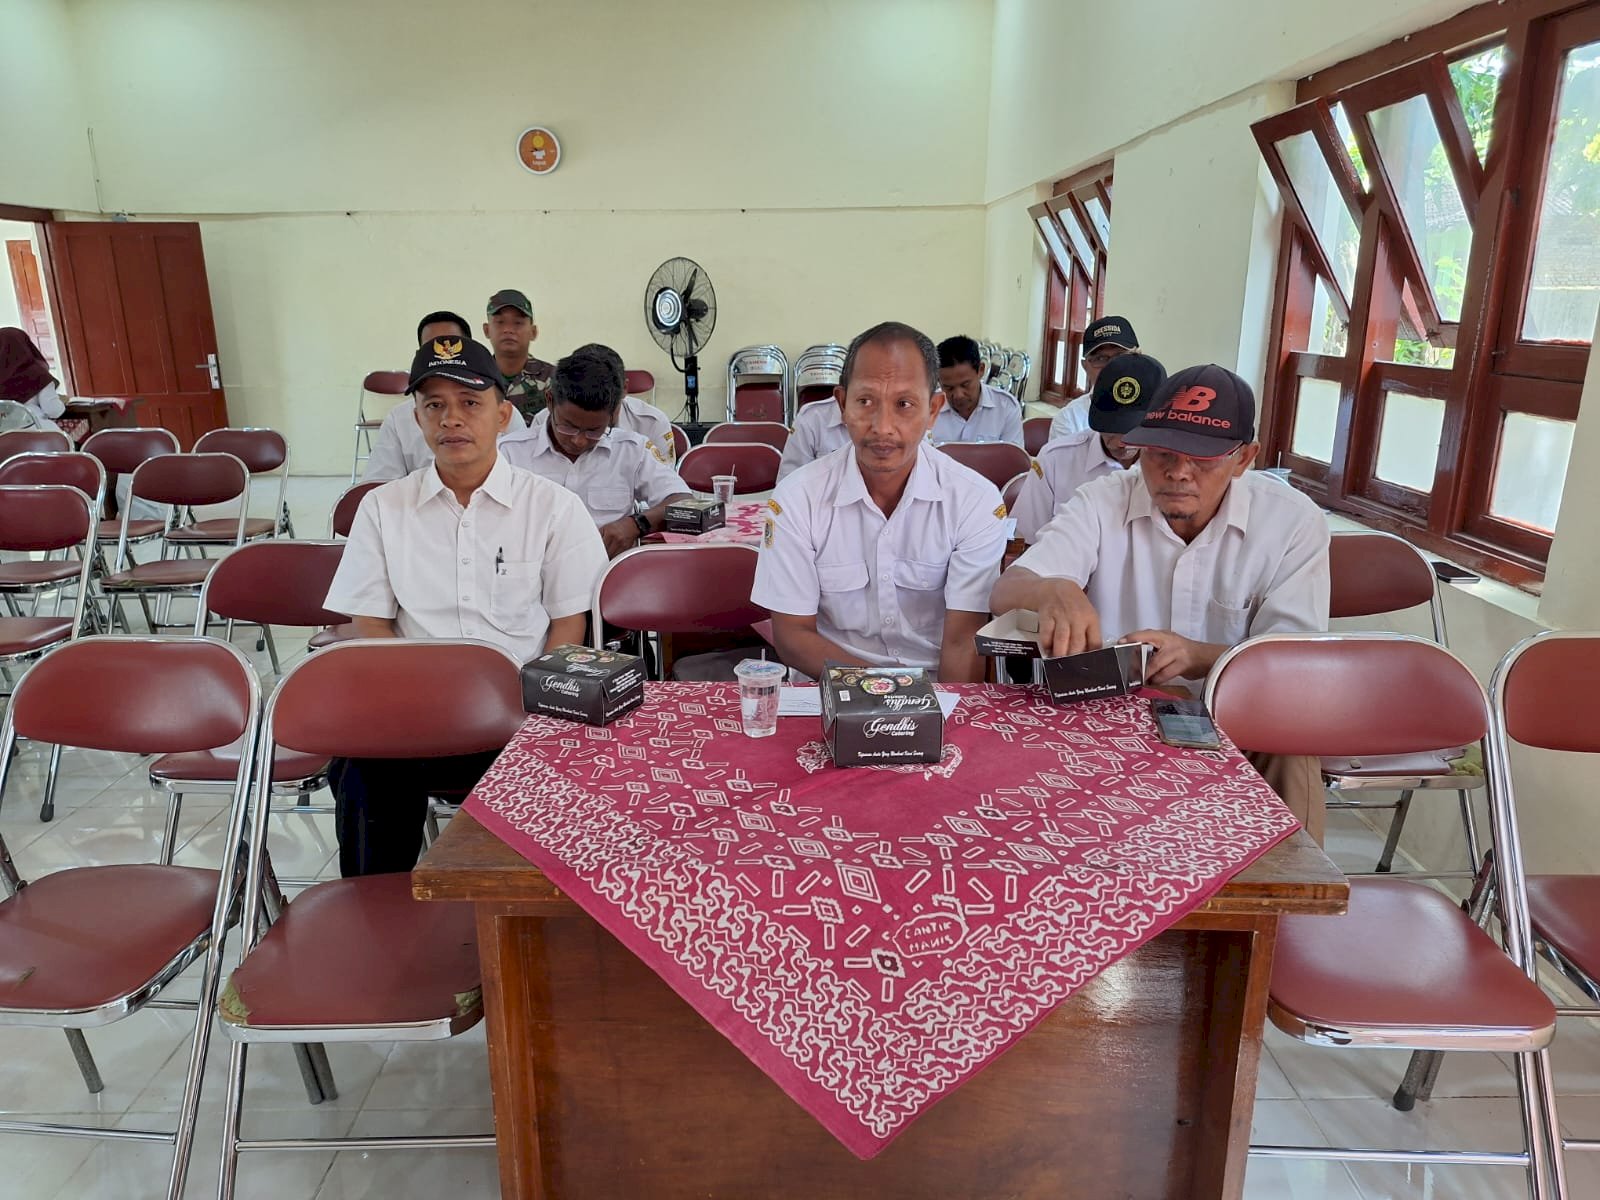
[[329, 751, 500, 877]]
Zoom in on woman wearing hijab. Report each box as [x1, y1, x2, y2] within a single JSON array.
[[0, 327, 65, 429]]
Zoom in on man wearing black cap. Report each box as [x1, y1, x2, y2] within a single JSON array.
[[991, 363, 1330, 837], [324, 333, 607, 876], [1048, 315, 1141, 440], [483, 288, 555, 424], [1012, 353, 1165, 543]]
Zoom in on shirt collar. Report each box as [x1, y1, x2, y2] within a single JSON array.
[[833, 443, 943, 509], [418, 453, 518, 510]]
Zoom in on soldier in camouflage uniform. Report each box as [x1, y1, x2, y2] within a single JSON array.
[[482, 288, 555, 425]]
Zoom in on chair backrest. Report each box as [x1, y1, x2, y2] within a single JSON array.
[[129, 451, 250, 508], [1205, 633, 1487, 758], [1329, 530, 1444, 641], [362, 370, 410, 396], [82, 426, 180, 474], [0, 483, 95, 554], [1023, 417, 1052, 456], [936, 441, 1032, 491], [0, 429, 70, 458], [704, 421, 789, 450], [728, 345, 790, 424], [677, 443, 783, 494], [1496, 632, 1600, 753], [193, 427, 288, 474], [593, 544, 766, 638], [197, 540, 348, 630], [670, 425, 690, 461], [331, 480, 383, 538], [265, 639, 524, 759], [0, 451, 106, 511], [624, 369, 655, 398], [1001, 471, 1027, 514], [6, 635, 258, 754]]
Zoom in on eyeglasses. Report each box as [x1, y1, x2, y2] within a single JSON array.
[[1143, 446, 1242, 473], [551, 420, 612, 443]]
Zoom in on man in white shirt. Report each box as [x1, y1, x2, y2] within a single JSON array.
[[326, 333, 608, 875], [361, 310, 473, 483], [776, 396, 852, 481], [1048, 315, 1142, 440], [753, 322, 1008, 682], [991, 364, 1330, 837], [1012, 353, 1165, 543], [931, 336, 1024, 446], [572, 342, 677, 460], [500, 346, 691, 558]]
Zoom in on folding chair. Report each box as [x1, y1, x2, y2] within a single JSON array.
[[705, 420, 789, 450], [330, 479, 383, 539], [82, 426, 180, 552], [214, 639, 523, 1195], [101, 452, 250, 635], [352, 369, 409, 484], [1022, 417, 1052, 456], [1326, 530, 1484, 876], [625, 369, 656, 403], [677, 442, 783, 495], [1207, 633, 1566, 1200], [1001, 470, 1027, 514], [935, 440, 1031, 490], [727, 344, 791, 424], [168, 427, 291, 544], [0, 635, 260, 1200], [792, 343, 845, 410], [0, 428, 71, 457], [670, 424, 690, 461], [0, 454, 105, 620], [593, 543, 767, 680]]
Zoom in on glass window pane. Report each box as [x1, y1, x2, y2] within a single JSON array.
[[1390, 281, 1457, 366], [1291, 377, 1341, 462], [1034, 215, 1072, 277], [1084, 194, 1112, 249], [1052, 338, 1065, 385], [1369, 93, 1472, 322], [1277, 130, 1362, 299], [1521, 39, 1600, 344], [1374, 391, 1445, 492], [1306, 276, 1349, 356], [1489, 412, 1574, 531], [1054, 204, 1095, 271], [1448, 45, 1505, 165], [1331, 103, 1371, 192]]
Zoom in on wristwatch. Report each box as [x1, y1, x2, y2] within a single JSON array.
[[632, 512, 652, 540]]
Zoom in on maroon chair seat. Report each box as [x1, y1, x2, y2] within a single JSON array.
[[704, 421, 789, 451], [307, 621, 358, 649], [677, 443, 783, 494], [0, 616, 73, 655], [150, 741, 328, 785], [936, 441, 1032, 491], [168, 517, 277, 542], [1527, 875, 1600, 985], [1022, 417, 1052, 456], [1273, 877, 1556, 1046], [220, 874, 480, 1033], [102, 559, 217, 589], [97, 517, 165, 542], [0, 559, 83, 587], [0, 864, 219, 1015]]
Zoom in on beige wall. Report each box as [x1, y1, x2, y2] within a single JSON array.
[[980, 185, 1048, 400], [0, 0, 96, 211]]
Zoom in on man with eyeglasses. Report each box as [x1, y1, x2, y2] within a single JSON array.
[[500, 345, 691, 558], [990, 364, 1330, 838], [1048, 315, 1142, 440]]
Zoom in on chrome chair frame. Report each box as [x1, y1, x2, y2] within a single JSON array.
[[0, 454, 107, 624], [176, 427, 291, 544], [726, 344, 792, 425]]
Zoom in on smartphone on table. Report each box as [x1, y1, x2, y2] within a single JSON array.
[[1151, 698, 1223, 750], [1432, 561, 1481, 585]]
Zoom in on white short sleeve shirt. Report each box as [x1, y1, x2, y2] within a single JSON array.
[[931, 384, 1024, 446], [752, 444, 1009, 670], [1048, 394, 1092, 442], [777, 400, 852, 482], [1014, 469, 1330, 654], [498, 413, 688, 525], [325, 455, 608, 663], [616, 395, 676, 460], [361, 402, 433, 483], [1010, 430, 1126, 544]]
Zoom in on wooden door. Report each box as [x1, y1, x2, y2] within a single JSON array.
[[43, 221, 228, 448], [6, 239, 58, 370]]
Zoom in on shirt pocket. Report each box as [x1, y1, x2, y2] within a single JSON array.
[[817, 560, 869, 596], [490, 561, 544, 635], [1205, 596, 1256, 645], [588, 485, 634, 520], [893, 559, 948, 593]]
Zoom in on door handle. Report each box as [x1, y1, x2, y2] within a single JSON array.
[[194, 353, 221, 389]]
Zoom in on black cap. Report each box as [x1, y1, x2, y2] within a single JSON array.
[[486, 289, 534, 319], [407, 335, 502, 394], [1089, 353, 1166, 435], [1083, 315, 1138, 356], [1123, 364, 1257, 459]]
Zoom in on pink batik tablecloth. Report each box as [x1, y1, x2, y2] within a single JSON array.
[[655, 498, 766, 544], [464, 682, 1300, 1159]]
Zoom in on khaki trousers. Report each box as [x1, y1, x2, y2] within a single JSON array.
[[1246, 751, 1326, 846]]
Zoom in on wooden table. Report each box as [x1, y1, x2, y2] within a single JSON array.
[[415, 811, 1345, 1199]]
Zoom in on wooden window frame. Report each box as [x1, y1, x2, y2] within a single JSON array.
[[1033, 163, 1112, 403]]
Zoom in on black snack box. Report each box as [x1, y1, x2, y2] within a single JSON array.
[[663, 497, 726, 534], [819, 663, 943, 767], [521, 644, 645, 725], [974, 611, 1150, 704]]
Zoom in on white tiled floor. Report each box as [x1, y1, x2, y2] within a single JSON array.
[[1, 476, 1595, 1198]]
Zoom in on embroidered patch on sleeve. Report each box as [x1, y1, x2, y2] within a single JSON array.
[[1029, 459, 1043, 477], [767, 498, 783, 516], [763, 518, 776, 548], [647, 440, 668, 464], [993, 503, 1007, 519]]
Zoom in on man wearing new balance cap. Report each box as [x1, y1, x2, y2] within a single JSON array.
[[992, 363, 1330, 838], [325, 333, 607, 876], [483, 288, 555, 424], [1011, 353, 1165, 543], [1048, 315, 1141, 440]]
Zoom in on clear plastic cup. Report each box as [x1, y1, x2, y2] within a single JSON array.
[[712, 475, 737, 506], [734, 659, 785, 737]]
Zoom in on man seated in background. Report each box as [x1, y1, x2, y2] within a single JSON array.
[[500, 345, 691, 557], [753, 322, 1007, 683], [573, 341, 677, 460], [931, 335, 1024, 446], [326, 333, 607, 876], [1011, 353, 1165, 543], [777, 389, 852, 481], [361, 310, 474, 483], [1049, 315, 1142, 439], [990, 363, 1330, 838], [484, 287, 555, 424]]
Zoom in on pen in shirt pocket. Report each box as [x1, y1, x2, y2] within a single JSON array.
[[495, 547, 505, 576]]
